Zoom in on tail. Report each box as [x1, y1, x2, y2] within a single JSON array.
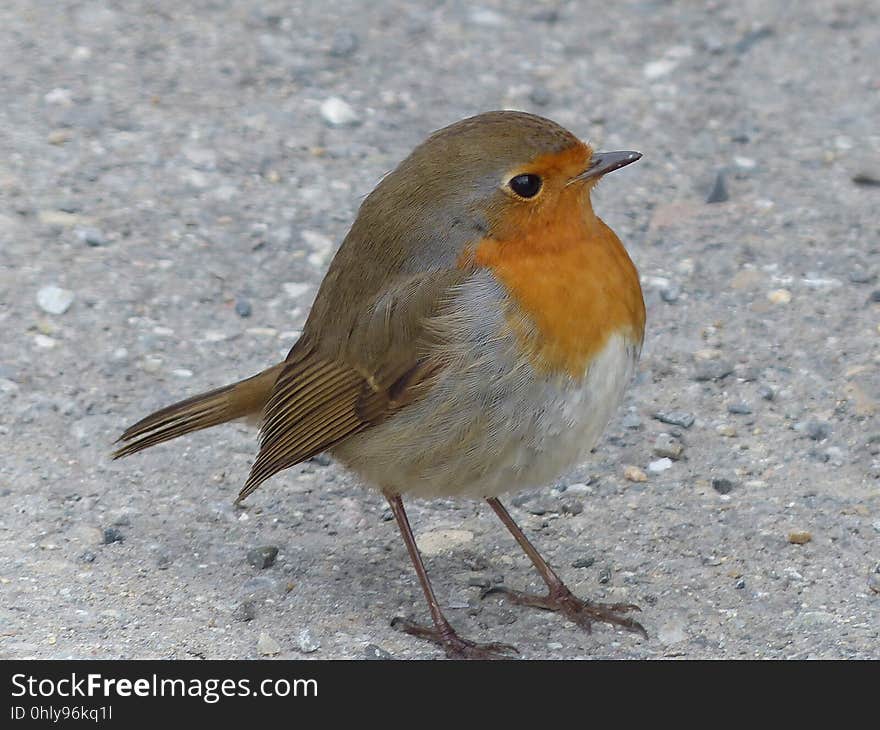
[[112, 363, 284, 459]]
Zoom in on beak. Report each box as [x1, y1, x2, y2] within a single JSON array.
[[573, 150, 642, 183]]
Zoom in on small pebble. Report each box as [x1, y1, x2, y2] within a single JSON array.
[[694, 360, 734, 382], [235, 298, 252, 318], [37, 285, 74, 315], [328, 29, 359, 57], [561, 499, 583, 516], [364, 644, 393, 660], [295, 628, 320, 654], [571, 556, 595, 569], [727, 402, 753, 415], [758, 385, 775, 401], [102, 527, 124, 544], [232, 601, 257, 622], [788, 530, 812, 545], [716, 424, 737, 437], [852, 170, 880, 187], [320, 96, 360, 126], [310, 453, 332, 467], [653, 433, 684, 460], [623, 465, 648, 482], [805, 420, 832, 441], [706, 171, 729, 203], [848, 267, 876, 284], [654, 411, 695, 428], [257, 632, 281, 656], [598, 567, 612, 584], [711, 477, 735, 494], [247, 546, 279, 569], [734, 577, 746, 590], [868, 564, 880, 595], [660, 284, 681, 303], [768, 288, 792, 305], [528, 86, 552, 107], [648, 457, 673, 474], [140, 355, 162, 373], [75, 227, 108, 246], [621, 412, 642, 430], [79, 551, 96, 563]]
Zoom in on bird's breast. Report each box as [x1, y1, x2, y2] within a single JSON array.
[[472, 216, 645, 379]]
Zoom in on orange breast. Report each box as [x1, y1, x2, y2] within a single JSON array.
[[474, 209, 645, 378]]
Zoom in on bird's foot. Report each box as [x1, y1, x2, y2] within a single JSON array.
[[481, 585, 647, 638], [391, 616, 519, 659]]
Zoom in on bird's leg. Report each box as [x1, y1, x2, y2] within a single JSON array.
[[384, 493, 518, 659], [483, 497, 647, 638]]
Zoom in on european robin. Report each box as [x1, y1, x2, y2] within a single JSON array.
[[115, 111, 646, 658]]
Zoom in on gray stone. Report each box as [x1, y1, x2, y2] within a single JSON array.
[[232, 601, 257, 622], [329, 30, 359, 58], [653, 433, 684, 460], [529, 87, 552, 107], [712, 477, 736, 494], [693, 360, 734, 382], [727, 402, 753, 415], [102, 527, 124, 544], [364, 643, 393, 660], [706, 171, 729, 203], [75, 227, 108, 246], [571, 556, 595, 569], [848, 267, 876, 284], [660, 283, 681, 303], [247, 546, 279, 569], [622, 412, 643, 429], [295, 628, 320, 654], [234, 298, 252, 317], [653, 411, 695, 429], [805, 420, 832, 441]]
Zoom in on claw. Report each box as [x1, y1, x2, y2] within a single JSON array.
[[391, 616, 519, 659], [481, 586, 648, 639]]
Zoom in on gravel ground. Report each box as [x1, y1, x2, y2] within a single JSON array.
[[1, 1, 878, 660]]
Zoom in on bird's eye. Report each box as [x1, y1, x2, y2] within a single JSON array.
[[508, 173, 542, 199]]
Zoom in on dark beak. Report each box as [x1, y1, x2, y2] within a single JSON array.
[[573, 150, 642, 183]]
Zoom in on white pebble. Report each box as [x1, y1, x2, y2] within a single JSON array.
[[648, 457, 673, 473], [44, 87, 73, 105], [257, 632, 281, 656], [34, 334, 57, 349], [140, 356, 162, 373], [283, 282, 311, 299], [320, 97, 360, 126], [37, 285, 74, 315], [643, 58, 678, 79]]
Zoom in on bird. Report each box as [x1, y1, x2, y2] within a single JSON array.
[[114, 110, 646, 659]]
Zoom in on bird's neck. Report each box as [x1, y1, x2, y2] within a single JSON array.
[[472, 212, 645, 378]]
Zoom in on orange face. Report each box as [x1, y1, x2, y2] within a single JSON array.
[[470, 144, 646, 378]]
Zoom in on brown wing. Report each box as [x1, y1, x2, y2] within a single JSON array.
[[236, 269, 467, 503]]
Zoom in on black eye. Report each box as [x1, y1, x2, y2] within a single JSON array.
[[508, 173, 542, 198]]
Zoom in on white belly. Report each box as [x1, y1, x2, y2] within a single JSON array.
[[333, 272, 640, 499]]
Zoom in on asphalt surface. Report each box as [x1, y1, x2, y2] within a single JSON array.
[[1, 0, 878, 659]]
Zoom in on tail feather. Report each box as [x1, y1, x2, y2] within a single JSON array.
[[113, 363, 283, 459]]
